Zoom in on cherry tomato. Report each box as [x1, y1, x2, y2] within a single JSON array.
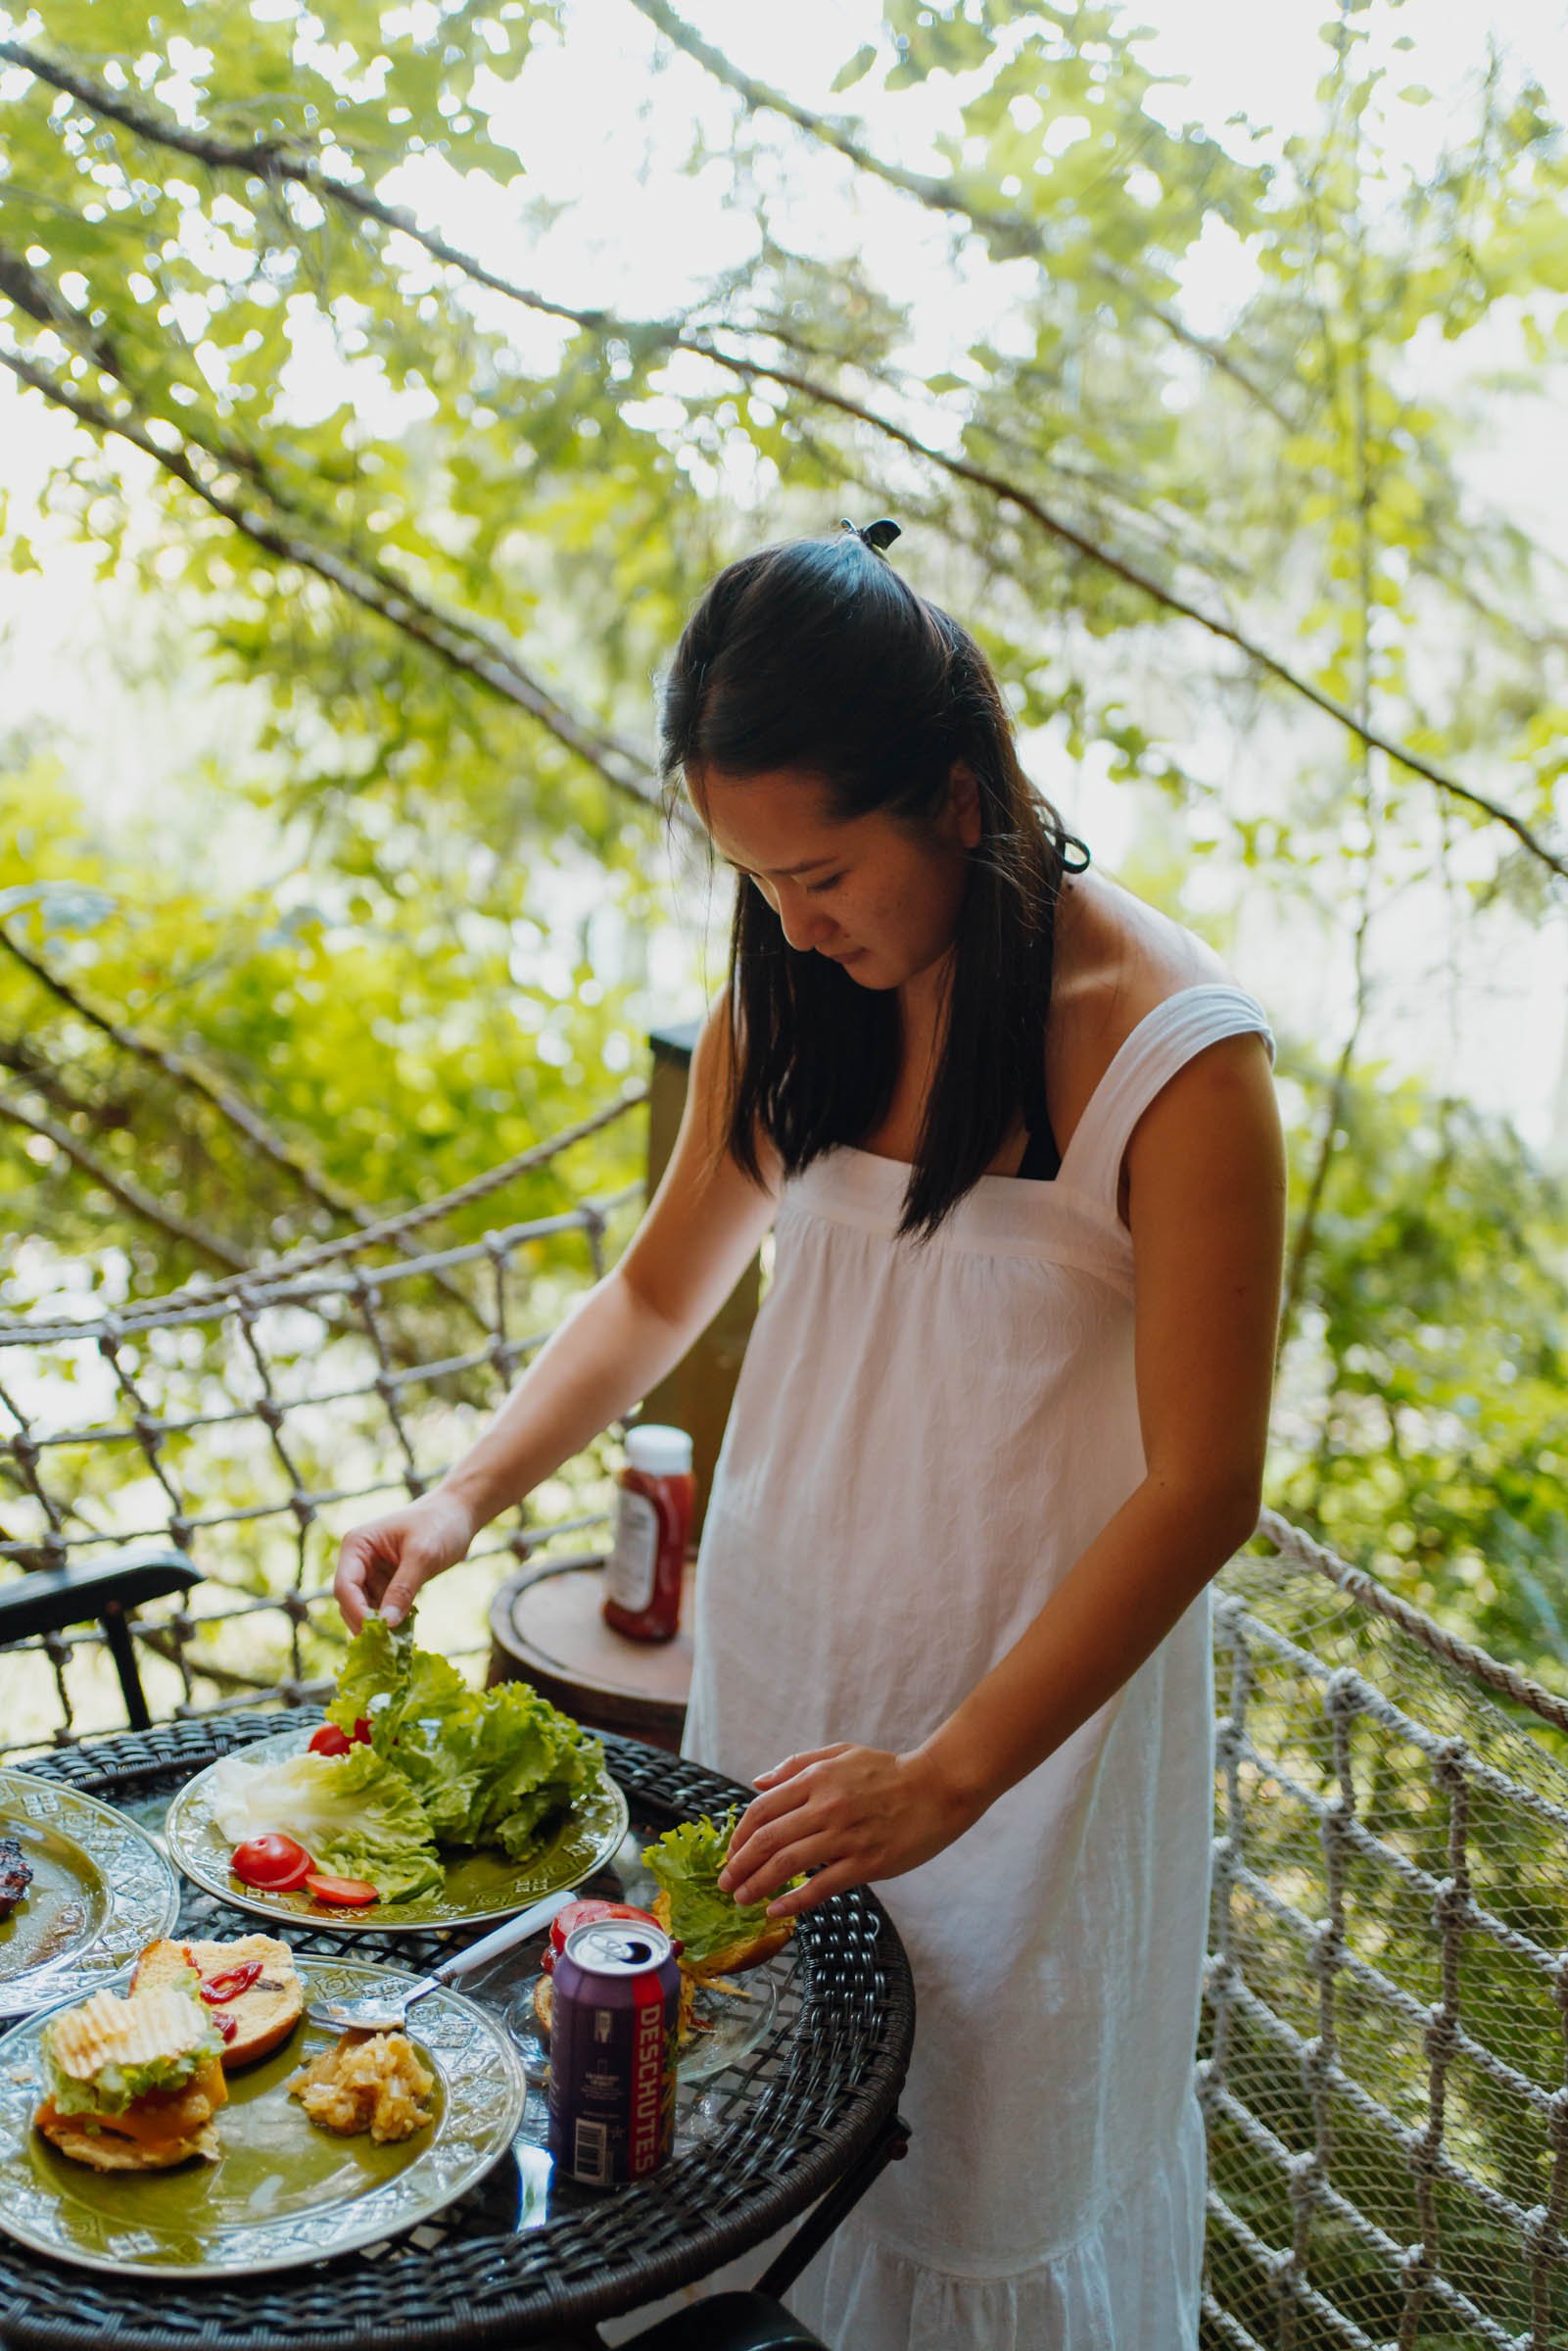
[[353, 1716, 372, 1745], [308, 1722, 352, 1757], [304, 1872, 380, 1907], [231, 1834, 315, 1892]]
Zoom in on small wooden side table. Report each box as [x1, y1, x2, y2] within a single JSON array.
[[487, 1552, 696, 1752]]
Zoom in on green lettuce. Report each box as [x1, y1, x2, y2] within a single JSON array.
[[209, 1741, 445, 1901], [322, 1614, 603, 1866], [216, 1618, 603, 1896], [327, 1615, 470, 1752], [641, 1811, 799, 1968]]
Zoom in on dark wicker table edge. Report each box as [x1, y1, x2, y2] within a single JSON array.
[[0, 1710, 916, 2351]]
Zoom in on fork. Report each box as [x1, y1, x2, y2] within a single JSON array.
[[307, 1888, 572, 2033]]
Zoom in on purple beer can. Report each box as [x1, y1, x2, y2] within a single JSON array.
[[547, 1918, 681, 2186]]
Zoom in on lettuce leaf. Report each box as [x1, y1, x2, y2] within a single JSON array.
[[641, 1811, 797, 1967], [338, 1615, 602, 1854], [207, 1742, 444, 1901], [216, 1615, 605, 1893], [326, 1614, 470, 1755]]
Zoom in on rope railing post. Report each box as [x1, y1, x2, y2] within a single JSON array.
[[639, 1022, 759, 1537]]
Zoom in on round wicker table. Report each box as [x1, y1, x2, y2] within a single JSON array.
[[0, 1713, 914, 2351]]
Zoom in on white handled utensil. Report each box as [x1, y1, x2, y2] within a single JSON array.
[[307, 1888, 574, 2033]]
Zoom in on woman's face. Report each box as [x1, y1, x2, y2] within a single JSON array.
[[694, 767, 976, 995]]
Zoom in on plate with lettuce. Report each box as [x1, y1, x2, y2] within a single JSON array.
[[163, 1620, 629, 1932]]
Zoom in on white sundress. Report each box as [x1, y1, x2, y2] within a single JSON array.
[[682, 984, 1276, 2351]]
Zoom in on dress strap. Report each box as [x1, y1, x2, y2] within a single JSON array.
[[1060, 984, 1275, 1210]]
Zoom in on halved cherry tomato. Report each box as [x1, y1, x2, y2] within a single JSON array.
[[309, 1722, 352, 1757], [231, 1833, 314, 1892], [304, 1872, 379, 1907]]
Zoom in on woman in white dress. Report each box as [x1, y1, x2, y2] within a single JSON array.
[[336, 521, 1286, 2351]]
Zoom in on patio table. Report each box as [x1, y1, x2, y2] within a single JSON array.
[[0, 1711, 914, 2351]]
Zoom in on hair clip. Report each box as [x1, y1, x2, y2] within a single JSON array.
[[839, 516, 901, 554]]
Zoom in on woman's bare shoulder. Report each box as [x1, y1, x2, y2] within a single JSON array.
[[1048, 870, 1241, 1140], [1057, 869, 1233, 1025]]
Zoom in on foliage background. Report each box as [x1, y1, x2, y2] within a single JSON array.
[[2, 0, 1567, 1712]]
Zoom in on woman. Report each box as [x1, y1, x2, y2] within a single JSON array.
[[337, 522, 1286, 2351]]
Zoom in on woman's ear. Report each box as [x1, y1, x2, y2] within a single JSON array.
[[948, 761, 982, 851]]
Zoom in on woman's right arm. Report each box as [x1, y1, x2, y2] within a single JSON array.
[[335, 1005, 776, 1631]]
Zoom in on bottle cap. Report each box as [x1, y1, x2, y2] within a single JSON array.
[[625, 1423, 693, 1477]]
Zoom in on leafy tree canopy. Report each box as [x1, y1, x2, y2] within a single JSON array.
[[2, 0, 1566, 1678]]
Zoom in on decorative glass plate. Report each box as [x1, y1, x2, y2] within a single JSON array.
[[163, 1725, 631, 1933], [0, 1771, 178, 2018], [0, 1955, 526, 2277]]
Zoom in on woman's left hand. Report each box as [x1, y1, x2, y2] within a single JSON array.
[[718, 1744, 982, 1919]]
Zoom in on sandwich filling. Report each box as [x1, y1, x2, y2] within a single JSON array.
[[37, 1982, 227, 2158], [641, 1812, 798, 1978]]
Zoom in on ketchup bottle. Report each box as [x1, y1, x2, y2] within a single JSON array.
[[601, 1424, 694, 1643]]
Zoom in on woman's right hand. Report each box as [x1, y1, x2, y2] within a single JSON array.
[[334, 1487, 481, 1634]]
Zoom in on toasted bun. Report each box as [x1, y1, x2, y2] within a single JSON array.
[[532, 1973, 553, 2038], [687, 1921, 794, 1977], [35, 2113, 220, 2171], [649, 1890, 793, 1980], [133, 1936, 304, 2068]]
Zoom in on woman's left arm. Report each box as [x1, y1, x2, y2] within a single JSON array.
[[720, 1030, 1287, 1918]]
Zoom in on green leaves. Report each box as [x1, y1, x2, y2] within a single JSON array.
[[830, 43, 878, 95], [3, 0, 1568, 1710], [1275, 1059, 1568, 1694]]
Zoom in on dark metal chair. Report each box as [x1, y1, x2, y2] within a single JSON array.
[[0, 1548, 202, 1730]]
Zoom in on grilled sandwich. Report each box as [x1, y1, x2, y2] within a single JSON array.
[[33, 1981, 228, 2171]]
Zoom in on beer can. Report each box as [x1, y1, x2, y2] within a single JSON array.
[[547, 1918, 681, 2186]]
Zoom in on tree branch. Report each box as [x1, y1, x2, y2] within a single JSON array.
[[623, 0, 1299, 430], [0, 924, 488, 1327], [0, 1031, 127, 1128], [0, 1090, 252, 1271], [3, 923, 355, 1215], [0, 340, 665, 824], [4, 38, 1561, 881], [690, 339, 1568, 880]]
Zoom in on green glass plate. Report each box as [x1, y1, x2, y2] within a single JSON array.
[[163, 1726, 631, 1933], [0, 1955, 526, 2277], [0, 1772, 178, 2017]]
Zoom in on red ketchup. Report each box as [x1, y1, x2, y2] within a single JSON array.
[[601, 1424, 693, 1643]]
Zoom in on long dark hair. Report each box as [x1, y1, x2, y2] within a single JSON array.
[[660, 529, 1088, 1235]]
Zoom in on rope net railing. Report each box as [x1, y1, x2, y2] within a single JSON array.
[[3, 1106, 1567, 2347], [1202, 1514, 1568, 2350], [0, 1088, 646, 1739]]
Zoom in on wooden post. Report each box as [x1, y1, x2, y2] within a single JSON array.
[[640, 1021, 760, 1536]]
